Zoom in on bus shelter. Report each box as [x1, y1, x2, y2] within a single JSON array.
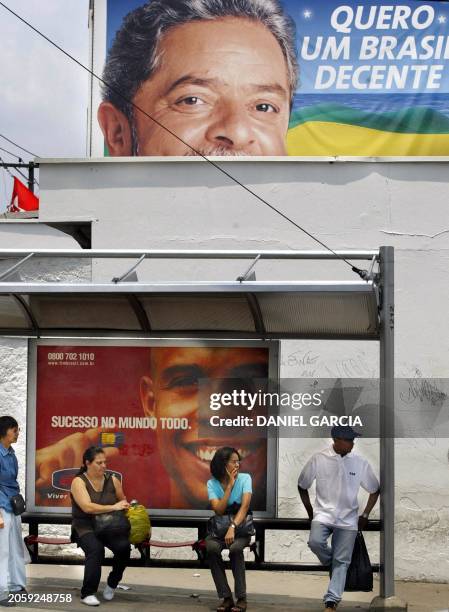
[[0, 246, 399, 609]]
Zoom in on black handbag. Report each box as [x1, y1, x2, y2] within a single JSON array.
[[92, 475, 130, 537], [345, 531, 373, 592], [94, 510, 130, 537], [207, 504, 255, 539], [10, 493, 26, 516]]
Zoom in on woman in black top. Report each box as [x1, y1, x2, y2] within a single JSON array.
[[71, 446, 130, 607]]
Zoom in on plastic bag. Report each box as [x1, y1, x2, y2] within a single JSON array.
[[126, 501, 151, 545], [344, 531, 373, 592]]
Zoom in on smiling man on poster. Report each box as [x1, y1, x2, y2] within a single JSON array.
[[97, 0, 298, 156], [34, 345, 270, 511]]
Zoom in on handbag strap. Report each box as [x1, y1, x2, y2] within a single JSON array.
[[226, 502, 253, 517], [83, 473, 108, 504], [97, 474, 110, 505]]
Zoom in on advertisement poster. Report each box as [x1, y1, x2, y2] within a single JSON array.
[[91, 0, 449, 157], [28, 341, 277, 515]]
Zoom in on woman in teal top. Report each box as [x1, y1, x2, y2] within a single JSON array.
[[206, 447, 252, 612]]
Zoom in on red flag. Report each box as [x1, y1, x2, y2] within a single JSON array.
[[8, 177, 39, 212]]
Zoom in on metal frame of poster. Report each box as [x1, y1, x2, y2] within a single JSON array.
[[26, 338, 279, 517], [88, 0, 449, 159]]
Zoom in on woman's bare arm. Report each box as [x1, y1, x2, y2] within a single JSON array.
[[71, 477, 128, 514]]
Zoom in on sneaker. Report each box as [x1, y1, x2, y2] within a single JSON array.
[[0, 601, 16, 608], [102, 585, 115, 601], [324, 602, 338, 611], [81, 595, 100, 606]]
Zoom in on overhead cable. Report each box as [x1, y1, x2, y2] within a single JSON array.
[[0, 145, 23, 161], [0, 132, 37, 158], [0, 157, 39, 189], [0, 1, 366, 277]]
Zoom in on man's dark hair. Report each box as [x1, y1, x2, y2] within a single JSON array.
[[0, 415, 18, 438], [102, 0, 298, 122], [210, 446, 241, 480]]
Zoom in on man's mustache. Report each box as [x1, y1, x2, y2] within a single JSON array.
[[184, 146, 250, 157]]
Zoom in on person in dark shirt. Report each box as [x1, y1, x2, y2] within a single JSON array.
[[71, 446, 131, 607]]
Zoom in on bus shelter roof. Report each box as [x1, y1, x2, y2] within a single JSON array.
[[0, 249, 379, 339]]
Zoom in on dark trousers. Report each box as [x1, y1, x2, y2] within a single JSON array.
[[206, 535, 250, 601], [78, 531, 131, 599]]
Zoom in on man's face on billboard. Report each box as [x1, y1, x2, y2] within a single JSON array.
[[140, 346, 268, 508], [99, 17, 291, 156]]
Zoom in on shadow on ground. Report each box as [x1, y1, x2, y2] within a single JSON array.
[[20, 577, 371, 611]]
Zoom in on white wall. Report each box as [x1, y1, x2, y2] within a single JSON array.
[[0, 224, 90, 551], [3, 158, 448, 578]]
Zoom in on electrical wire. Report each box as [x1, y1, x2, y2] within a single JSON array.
[[0, 156, 17, 212], [0, 1, 365, 276], [0, 138, 39, 186], [0, 158, 39, 188], [1, 168, 8, 210], [0, 157, 39, 190], [0, 145, 23, 161], [0, 157, 16, 180], [1, 161, 37, 187], [0, 132, 36, 158]]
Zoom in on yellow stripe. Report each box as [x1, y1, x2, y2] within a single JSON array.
[[287, 121, 449, 156]]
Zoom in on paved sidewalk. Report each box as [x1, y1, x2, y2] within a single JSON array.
[[6, 565, 449, 611]]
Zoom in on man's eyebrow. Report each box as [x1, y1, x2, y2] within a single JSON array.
[[248, 83, 289, 97], [228, 362, 269, 377], [165, 75, 220, 96], [160, 364, 204, 380], [165, 76, 288, 98]]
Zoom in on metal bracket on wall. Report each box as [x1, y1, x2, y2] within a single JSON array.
[[112, 254, 146, 283], [0, 252, 35, 281], [237, 254, 260, 282]]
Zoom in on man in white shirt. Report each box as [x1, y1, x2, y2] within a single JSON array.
[[298, 425, 380, 612]]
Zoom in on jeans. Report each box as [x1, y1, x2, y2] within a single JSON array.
[[78, 531, 130, 599], [0, 510, 27, 601], [206, 535, 250, 601], [308, 521, 357, 604]]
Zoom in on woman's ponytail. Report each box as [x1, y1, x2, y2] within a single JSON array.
[[75, 446, 104, 476]]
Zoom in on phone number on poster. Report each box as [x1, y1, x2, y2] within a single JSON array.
[[47, 352, 95, 361]]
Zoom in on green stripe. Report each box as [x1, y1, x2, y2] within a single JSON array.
[[289, 103, 449, 134]]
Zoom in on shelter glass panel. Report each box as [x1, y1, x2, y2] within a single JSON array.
[[141, 295, 255, 331], [29, 296, 141, 330], [0, 295, 31, 329], [258, 292, 378, 336]]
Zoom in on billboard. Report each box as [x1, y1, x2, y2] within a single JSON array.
[[27, 340, 278, 516], [89, 0, 449, 157]]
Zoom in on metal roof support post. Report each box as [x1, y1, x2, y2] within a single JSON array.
[[380, 245, 395, 599], [370, 246, 407, 611]]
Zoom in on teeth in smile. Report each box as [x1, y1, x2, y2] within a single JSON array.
[[195, 447, 250, 462]]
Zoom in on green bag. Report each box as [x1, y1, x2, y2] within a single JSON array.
[[126, 501, 151, 545]]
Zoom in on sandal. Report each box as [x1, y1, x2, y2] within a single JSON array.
[[217, 597, 234, 612], [232, 599, 247, 612]]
